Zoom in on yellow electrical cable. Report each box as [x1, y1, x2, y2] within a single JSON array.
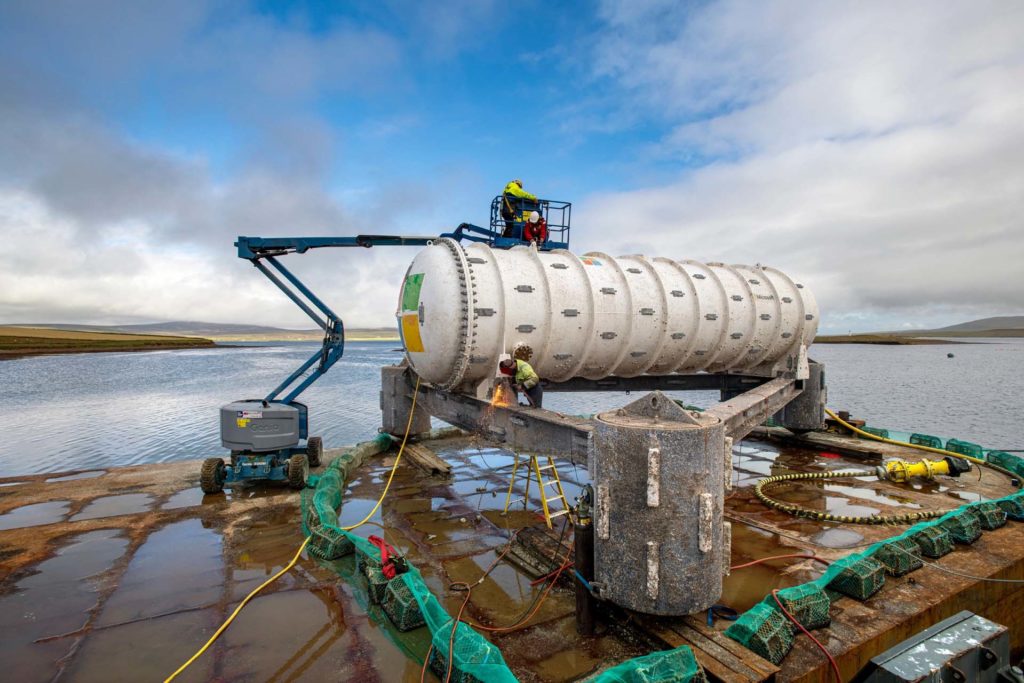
[[825, 408, 987, 465], [165, 376, 422, 681], [164, 536, 311, 682], [341, 376, 420, 531]]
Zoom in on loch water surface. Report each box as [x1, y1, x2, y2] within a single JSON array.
[[1, 339, 1021, 476]]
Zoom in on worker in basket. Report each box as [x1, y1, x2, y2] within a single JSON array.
[[498, 354, 543, 408], [501, 178, 538, 237], [523, 210, 548, 246]]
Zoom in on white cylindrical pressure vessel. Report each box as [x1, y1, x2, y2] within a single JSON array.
[[396, 238, 818, 391]]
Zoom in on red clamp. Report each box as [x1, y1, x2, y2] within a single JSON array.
[[368, 535, 400, 579]]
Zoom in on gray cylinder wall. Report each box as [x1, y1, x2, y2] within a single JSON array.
[[777, 360, 826, 432], [592, 398, 726, 615]]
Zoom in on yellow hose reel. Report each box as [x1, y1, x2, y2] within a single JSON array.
[[878, 456, 971, 483]]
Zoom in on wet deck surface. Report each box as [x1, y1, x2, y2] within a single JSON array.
[[0, 430, 1021, 682]]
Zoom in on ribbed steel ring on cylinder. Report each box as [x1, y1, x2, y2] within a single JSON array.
[[397, 240, 818, 391]]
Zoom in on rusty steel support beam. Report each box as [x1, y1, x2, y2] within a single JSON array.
[[704, 375, 802, 441], [408, 379, 593, 466]]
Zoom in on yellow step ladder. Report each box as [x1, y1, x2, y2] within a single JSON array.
[[503, 454, 570, 529]]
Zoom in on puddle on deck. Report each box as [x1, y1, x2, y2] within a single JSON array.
[[0, 529, 129, 683], [810, 527, 866, 549], [70, 493, 154, 522], [95, 519, 223, 627], [721, 523, 824, 615], [161, 486, 206, 510], [0, 500, 70, 530]]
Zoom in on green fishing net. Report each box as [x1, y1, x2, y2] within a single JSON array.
[[871, 537, 923, 576], [300, 434, 519, 683], [945, 439, 983, 460], [592, 645, 707, 683], [826, 555, 886, 600], [908, 526, 953, 558], [725, 602, 794, 665], [761, 584, 831, 630], [937, 510, 982, 544], [910, 433, 943, 449]]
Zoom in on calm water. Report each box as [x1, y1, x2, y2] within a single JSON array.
[[1, 340, 1021, 476]]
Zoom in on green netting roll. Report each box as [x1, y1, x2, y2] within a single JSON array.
[[908, 526, 953, 558], [725, 603, 794, 665], [761, 584, 831, 630], [300, 436, 519, 683], [592, 645, 707, 683], [427, 619, 515, 683], [826, 555, 886, 600], [945, 439, 983, 459], [862, 426, 890, 439], [910, 433, 943, 449]]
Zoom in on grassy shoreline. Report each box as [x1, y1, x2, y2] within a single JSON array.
[[813, 334, 966, 345], [0, 326, 217, 359]]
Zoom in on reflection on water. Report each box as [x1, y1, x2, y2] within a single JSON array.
[[812, 339, 1024, 450], [2, 339, 1022, 476], [70, 493, 153, 521], [0, 500, 70, 530], [0, 529, 129, 683]]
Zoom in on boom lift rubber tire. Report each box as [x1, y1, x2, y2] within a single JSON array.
[[306, 436, 323, 467], [200, 458, 226, 494], [287, 454, 309, 490]]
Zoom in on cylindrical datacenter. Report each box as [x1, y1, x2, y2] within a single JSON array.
[[397, 238, 818, 390]]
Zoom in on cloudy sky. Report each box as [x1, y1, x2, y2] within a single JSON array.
[[1, 1, 1021, 334]]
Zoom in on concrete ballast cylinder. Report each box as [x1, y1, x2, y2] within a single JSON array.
[[397, 238, 818, 391], [592, 392, 726, 615]]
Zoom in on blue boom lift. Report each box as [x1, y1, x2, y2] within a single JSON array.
[[199, 195, 571, 494]]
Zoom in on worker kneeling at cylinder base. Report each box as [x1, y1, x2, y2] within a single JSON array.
[[499, 355, 543, 408]]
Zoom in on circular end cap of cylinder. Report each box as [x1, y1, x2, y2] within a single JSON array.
[[596, 390, 721, 430], [399, 239, 471, 388]]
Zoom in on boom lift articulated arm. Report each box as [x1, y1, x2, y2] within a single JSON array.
[[205, 203, 573, 494], [235, 234, 437, 404]]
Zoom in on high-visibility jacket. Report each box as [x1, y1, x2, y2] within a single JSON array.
[[503, 181, 537, 202], [512, 359, 539, 389]]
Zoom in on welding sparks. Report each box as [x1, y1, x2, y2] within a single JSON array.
[[491, 378, 514, 408]]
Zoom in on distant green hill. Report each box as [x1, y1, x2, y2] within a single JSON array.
[[929, 316, 1024, 332], [818, 315, 1024, 343]]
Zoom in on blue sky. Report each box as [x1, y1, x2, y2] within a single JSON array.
[[1, 1, 1022, 333]]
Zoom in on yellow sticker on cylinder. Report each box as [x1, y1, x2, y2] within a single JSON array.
[[401, 313, 424, 353], [236, 418, 250, 428]]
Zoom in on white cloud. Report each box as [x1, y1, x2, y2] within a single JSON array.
[[576, 0, 1024, 331], [0, 188, 421, 328]]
